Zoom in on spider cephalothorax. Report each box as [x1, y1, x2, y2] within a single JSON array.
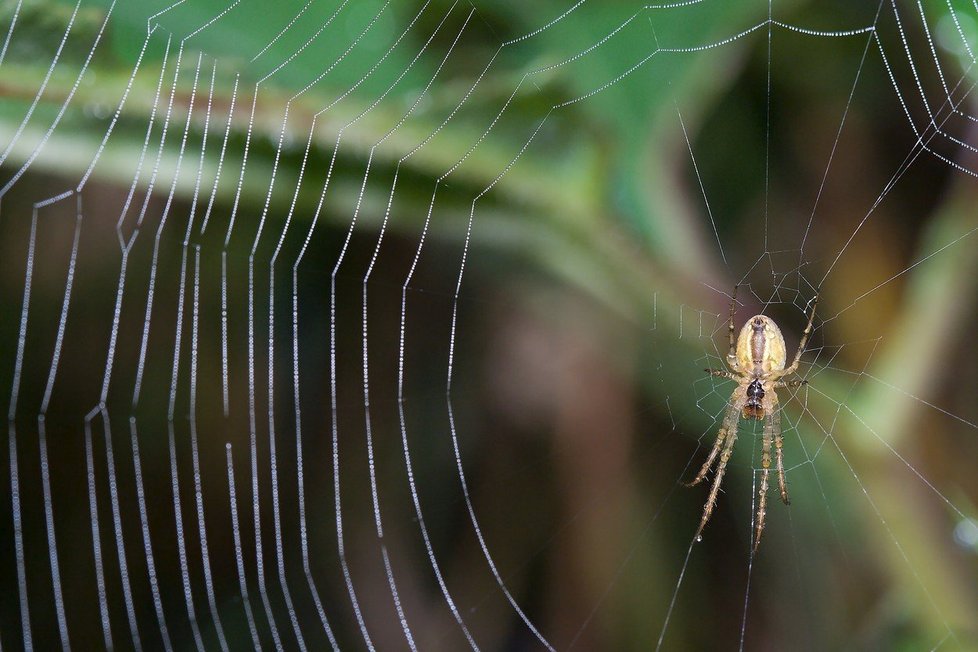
[[686, 287, 818, 552], [743, 379, 765, 420]]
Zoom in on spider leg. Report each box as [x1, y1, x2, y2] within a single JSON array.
[[767, 388, 791, 503], [684, 427, 726, 488], [774, 378, 806, 389], [782, 292, 819, 376], [773, 407, 789, 506], [705, 368, 736, 380], [692, 391, 746, 541], [695, 423, 739, 541], [753, 419, 772, 554], [774, 425, 791, 505], [725, 286, 740, 372], [754, 396, 789, 553]]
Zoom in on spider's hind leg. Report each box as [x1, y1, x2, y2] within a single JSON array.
[[754, 393, 790, 552], [684, 427, 727, 488], [689, 390, 747, 541], [770, 401, 790, 506], [753, 456, 770, 553], [694, 422, 740, 541], [775, 433, 790, 506]]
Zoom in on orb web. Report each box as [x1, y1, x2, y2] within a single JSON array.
[[0, 1, 976, 650]]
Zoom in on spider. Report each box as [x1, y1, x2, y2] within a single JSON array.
[[686, 286, 818, 552]]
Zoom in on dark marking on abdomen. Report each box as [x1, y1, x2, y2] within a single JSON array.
[[743, 378, 765, 420]]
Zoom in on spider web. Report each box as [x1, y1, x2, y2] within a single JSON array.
[[0, 0, 976, 650]]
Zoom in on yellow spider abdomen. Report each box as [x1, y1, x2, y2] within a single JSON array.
[[735, 315, 787, 376]]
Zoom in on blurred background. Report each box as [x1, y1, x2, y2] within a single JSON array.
[[0, 0, 976, 650]]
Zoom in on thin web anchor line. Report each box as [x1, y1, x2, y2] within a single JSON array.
[[676, 104, 726, 266]]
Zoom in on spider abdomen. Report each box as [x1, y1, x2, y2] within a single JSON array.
[[743, 379, 765, 420], [736, 315, 787, 375]]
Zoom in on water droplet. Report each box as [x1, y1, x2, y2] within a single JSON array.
[[695, 535, 703, 542], [953, 518, 978, 551]]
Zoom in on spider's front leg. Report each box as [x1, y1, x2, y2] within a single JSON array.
[[705, 368, 736, 380], [781, 292, 819, 376], [725, 285, 740, 371], [706, 287, 743, 380]]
